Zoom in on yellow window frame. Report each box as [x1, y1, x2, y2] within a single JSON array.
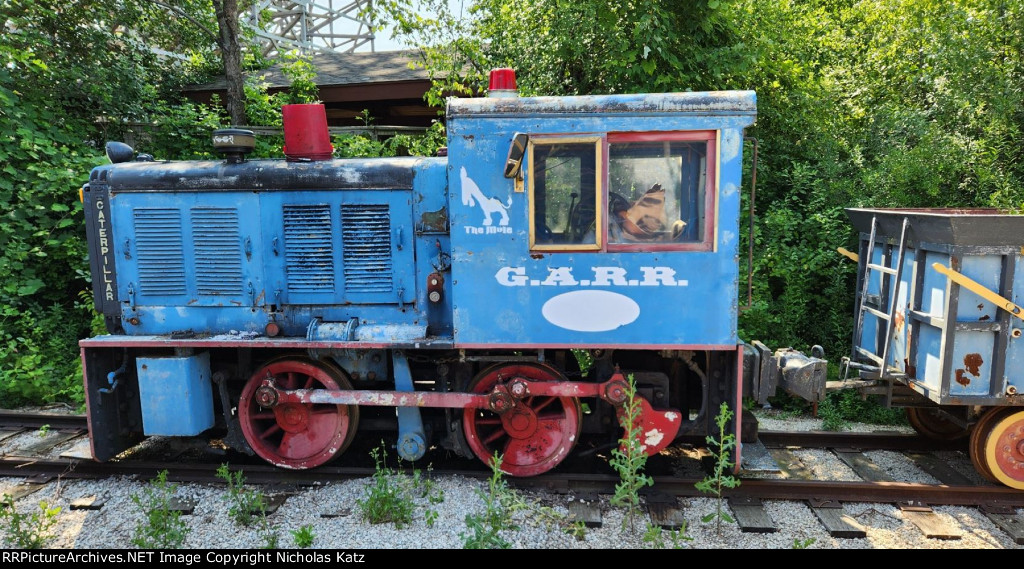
[[527, 135, 604, 252]]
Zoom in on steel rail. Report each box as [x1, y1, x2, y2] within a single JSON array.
[[758, 430, 968, 451], [1, 456, 1021, 508], [0, 412, 88, 431]]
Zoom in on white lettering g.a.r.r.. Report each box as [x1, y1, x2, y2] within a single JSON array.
[[495, 266, 688, 287]]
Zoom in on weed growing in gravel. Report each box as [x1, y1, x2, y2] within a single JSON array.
[[216, 464, 266, 527], [0, 494, 60, 549], [424, 508, 439, 528], [216, 464, 280, 547], [792, 537, 817, 549], [291, 524, 315, 547], [259, 522, 279, 549], [818, 396, 848, 431], [461, 453, 515, 549], [417, 466, 445, 528], [564, 520, 587, 541], [357, 443, 416, 528], [355, 444, 446, 529], [641, 521, 692, 549], [130, 470, 190, 549], [695, 402, 741, 535], [412, 464, 445, 506], [609, 373, 654, 532], [36, 424, 50, 437]]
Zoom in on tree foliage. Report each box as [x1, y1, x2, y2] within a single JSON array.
[[0, 0, 226, 404]]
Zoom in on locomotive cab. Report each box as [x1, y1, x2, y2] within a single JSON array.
[[79, 83, 781, 477]]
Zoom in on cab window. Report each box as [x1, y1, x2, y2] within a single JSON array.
[[607, 132, 714, 251], [528, 137, 603, 251]]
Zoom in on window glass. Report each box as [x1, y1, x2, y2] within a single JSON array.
[[529, 140, 601, 249], [608, 141, 707, 245]]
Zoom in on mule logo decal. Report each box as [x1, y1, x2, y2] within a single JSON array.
[[461, 167, 512, 232]]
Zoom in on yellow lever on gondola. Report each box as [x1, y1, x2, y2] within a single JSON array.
[[837, 247, 859, 263], [933, 263, 1024, 321]]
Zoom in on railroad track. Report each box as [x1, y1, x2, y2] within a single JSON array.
[[0, 413, 1021, 543], [0, 411, 88, 431], [0, 453, 1017, 504], [0, 453, 1021, 541]]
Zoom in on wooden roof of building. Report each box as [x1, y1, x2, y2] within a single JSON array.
[[184, 50, 441, 127]]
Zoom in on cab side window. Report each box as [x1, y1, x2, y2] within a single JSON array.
[[528, 137, 603, 251], [607, 134, 711, 249]]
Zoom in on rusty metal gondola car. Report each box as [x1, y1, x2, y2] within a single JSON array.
[[844, 208, 1024, 488]]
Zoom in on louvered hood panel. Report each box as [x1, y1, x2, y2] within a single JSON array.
[[283, 204, 335, 293], [133, 208, 186, 297], [115, 193, 261, 315], [341, 204, 393, 294], [192, 207, 243, 295], [273, 192, 415, 305]]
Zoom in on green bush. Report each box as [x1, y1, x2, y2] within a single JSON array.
[[609, 374, 654, 532], [819, 390, 908, 431], [0, 495, 61, 549], [131, 470, 190, 549], [356, 444, 416, 528]]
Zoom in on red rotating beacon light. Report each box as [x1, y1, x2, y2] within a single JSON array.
[[488, 68, 518, 98], [281, 103, 334, 161]]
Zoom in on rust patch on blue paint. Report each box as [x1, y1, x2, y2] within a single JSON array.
[[418, 208, 448, 233], [964, 353, 983, 377], [955, 369, 969, 386]]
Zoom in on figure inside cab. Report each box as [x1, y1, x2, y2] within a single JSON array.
[[608, 138, 707, 245]]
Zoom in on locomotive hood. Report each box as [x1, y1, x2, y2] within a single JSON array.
[[89, 156, 441, 192]]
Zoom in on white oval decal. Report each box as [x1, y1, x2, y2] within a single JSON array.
[[541, 290, 640, 332]]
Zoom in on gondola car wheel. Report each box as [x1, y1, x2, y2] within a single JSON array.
[[240, 357, 359, 469], [970, 408, 1005, 483], [906, 407, 969, 441], [463, 363, 582, 477], [982, 408, 1024, 490]]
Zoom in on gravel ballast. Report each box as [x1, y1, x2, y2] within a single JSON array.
[[0, 408, 1021, 550]]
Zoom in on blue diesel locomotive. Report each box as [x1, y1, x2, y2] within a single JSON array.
[[80, 74, 824, 477]]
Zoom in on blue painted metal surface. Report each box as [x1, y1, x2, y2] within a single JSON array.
[[323, 350, 388, 383], [104, 161, 448, 339], [136, 352, 214, 435], [847, 208, 1024, 406], [447, 92, 756, 347], [1008, 259, 1024, 395], [90, 94, 756, 349], [392, 352, 426, 461]]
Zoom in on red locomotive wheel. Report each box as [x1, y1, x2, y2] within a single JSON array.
[[463, 363, 582, 477], [240, 357, 359, 469], [906, 407, 969, 441]]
